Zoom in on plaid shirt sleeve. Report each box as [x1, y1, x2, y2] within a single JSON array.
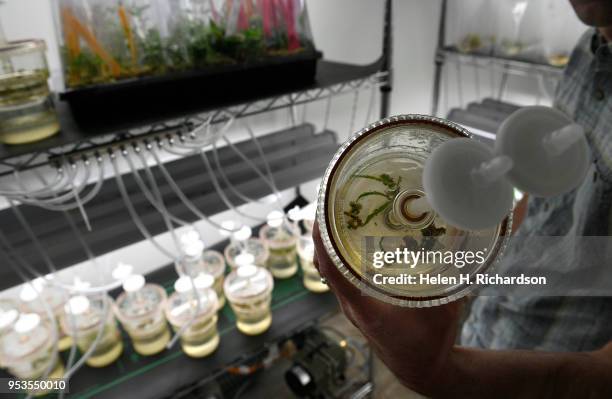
[[461, 29, 612, 352]]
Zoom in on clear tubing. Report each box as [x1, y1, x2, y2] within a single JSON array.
[[10, 161, 90, 204], [199, 148, 265, 223], [10, 159, 104, 212], [211, 137, 279, 208], [128, 148, 181, 256], [0, 228, 120, 295], [0, 166, 68, 196], [9, 201, 57, 273], [110, 152, 177, 261], [123, 148, 190, 227], [60, 294, 110, 383], [147, 145, 240, 234]]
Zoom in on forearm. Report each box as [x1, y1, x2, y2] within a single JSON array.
[[424, 346, 612, 399]]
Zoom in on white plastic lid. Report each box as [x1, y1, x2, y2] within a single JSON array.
[[220, 220, 237, 237], [0, 309, 19, 329], [266, 210, 285, 228], [112, 262, 134, 281], [194, 273, 214, 289], [235, 252, 255, 267], [72, 277, 92, 291], [233, 225, 252, 241], [14, 313, 41, 334], [65, 295, 90, 315], [287, 205, 303, 222], [180, 228, 201, 245], [123, 274, 145, 293], [237, 265, 258, 278], [224, 265, 273, 300], [19, 283, 40, 302], [174, 276, 192, 294], [183, 239, 205, 258]]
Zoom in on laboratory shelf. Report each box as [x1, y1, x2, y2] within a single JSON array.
[[438, 47, 564, 79], [0, 241, 338, 399], [0, 124, 338, 290], [0, 59, 385, 167]]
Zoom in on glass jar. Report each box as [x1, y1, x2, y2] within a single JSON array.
[[225, 238, 269, 270], [224, 265, 274, 336], [164, 274, 220, 358], [180, 236, 227, 310], [0, 298, 19, 336], [297, 235, 329, 293], [113, 275, 170, 356], [0, 314, 64, 396], [0, 39, 59, 145], [317, 115, 511, 308], [61, 295, 123, 367], [19, 280, 73, 352], [259, 222, 300, 279]]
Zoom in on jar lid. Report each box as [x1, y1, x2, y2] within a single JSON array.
[[61, 295, 113, 333], [114, 283, 167, 321], [20, 281, 67, 316], [259, 222, 300, 249], [1, 313, 50, 361], [317, 115, 511, 308], [224, 265, 273, 300], [0, 39, 46, 57], [224, 238, 269, 268], [0, 299, 19, 332], [165, 281, 218, 326]]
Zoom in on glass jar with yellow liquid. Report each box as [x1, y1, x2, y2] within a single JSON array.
[[225, 238, 269, 270], [114, 275, 170, 356], [0, 313, 64, 396], [0, 39, 59, 145], [259, 221, 300, 279], [19, 278, 72, 352], [61, 295, 123, 367], [297, 235, 329, 293], [180, 234, 227, 310], [224, 265, 274, 335], [164, 274, 220, 358], [317, 115, 511, 308]]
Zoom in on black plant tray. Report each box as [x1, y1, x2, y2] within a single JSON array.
[[59, 49, 322, 128]]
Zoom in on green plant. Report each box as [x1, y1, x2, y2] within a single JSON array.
[[344, 174, 402, 230]]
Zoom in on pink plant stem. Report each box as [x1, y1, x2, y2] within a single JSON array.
[[260, 0, 272, 38], [209, 0, 219, 23], [284, 0, 299, 50]]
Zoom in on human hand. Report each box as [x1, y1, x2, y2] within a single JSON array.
[[312, 222, 464, 395]]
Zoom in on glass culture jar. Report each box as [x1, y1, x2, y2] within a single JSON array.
[[317, 115, 511, 308], [180, 236, 227, 310], [19, 280, 73, 352], [297, 235, 329, 293], [224, 265, 274, 336], [164, 274, 220, 358], [225, 238, 269, 270], [0, 313, 64, 396], [0, 298, 19, 336], [0, 39, 59, 145], [259, 222, 300, 279], [113, 275, 170, 356], [61, 295, 123, 367]]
